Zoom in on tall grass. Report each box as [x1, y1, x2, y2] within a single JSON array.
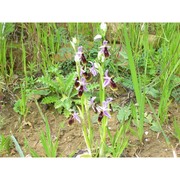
[[123, 23, 145, 143], [157, 23, 180, 124]]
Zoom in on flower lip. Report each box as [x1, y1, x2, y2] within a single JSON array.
[[110, 78, 118, 90], [76, 46, 87, 64], [68, 112, 81, 125], [76, 77, 88, 96], [99, 40, 111, 58], [98, 111, 104, 123], [81, 54, 87, 64], [75, 77, 80, 88]]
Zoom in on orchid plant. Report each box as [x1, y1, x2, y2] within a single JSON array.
[[69, 23, 118, 157]]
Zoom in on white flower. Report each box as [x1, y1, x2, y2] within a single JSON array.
[[100, 22, 107, 32], [94, 34, 102, 41], [72, 37, 77, 44], [75, 54, 80, 62]]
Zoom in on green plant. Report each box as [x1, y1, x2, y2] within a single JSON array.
[[13, 83, 28, 121], [0, 23, 15, 82], [40, 117, 59, 157], [37, 70, 79, 117], [117, 105, 131, 123], [25, 100, 59, 157], [124, 24, 145, 143], [11, 135, 25, 157], [173, 119, 180, 143], [0, 135, 12, 156], [107, 121, 130, 157]]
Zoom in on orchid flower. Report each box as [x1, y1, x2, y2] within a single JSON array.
[[88, 97, 97, 112], [76, 46, 87, 64], [76, 77, 88, 97], [89, 62, 98, 76], [99, 40, 111, 58], [96, 98, 113, 122], [103, 70, 111, 87], [103, 70, 117, 90], [68, 111, 81, 125]]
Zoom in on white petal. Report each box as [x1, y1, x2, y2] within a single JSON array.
[[72, 37, 77, 44], [94, 34, 102, 41], [100, 22, 107, 32]]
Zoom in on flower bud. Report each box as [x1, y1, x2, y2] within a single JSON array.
[[100, 22, 107, 32]]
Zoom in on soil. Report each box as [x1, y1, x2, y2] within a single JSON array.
[[0, 86, 180, 158]]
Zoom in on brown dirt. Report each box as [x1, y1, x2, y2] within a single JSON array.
[[0, 88, 180, 158], [0, 97, 180, 157]]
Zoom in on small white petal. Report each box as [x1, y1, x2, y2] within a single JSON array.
[[94, 34, 102, 41], [72, 37, 77, 44], [100, 22, 107, 32], [75, 54, 80, 62]]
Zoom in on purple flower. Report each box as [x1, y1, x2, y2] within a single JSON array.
[[103, 97, 113, 107], [103, 70, 111, 87], [103, 70, 117, 91], [72, 112, 81, 123], [96, 98, 113, 122], [76, 77, 88, 97], [99, 40, 111, 58], [88, 97, 97, 112], [80, 67, 86, 76], [68, 112, 81, 125], [89, 62, 98, 76], [76, 46, 87, 64]]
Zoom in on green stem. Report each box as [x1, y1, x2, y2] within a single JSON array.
[[99, 116, 108, 157]]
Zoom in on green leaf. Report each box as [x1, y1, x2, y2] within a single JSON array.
[[150, 121, 162, 132], [54, 100, 64, 109], [11, 135, 25, 157], [41, 95, 59, 104], [65, 72, 76, 96], [145, 87, 160, 98], [117, 106, 131, 122]]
